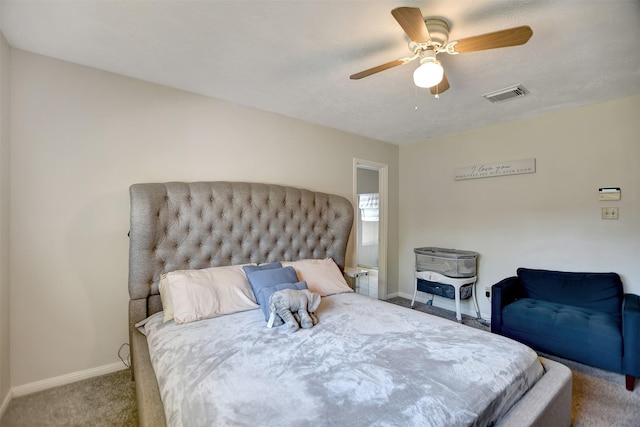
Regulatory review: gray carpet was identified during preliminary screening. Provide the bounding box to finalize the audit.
[1,298,639,426]
[0,368,137,427]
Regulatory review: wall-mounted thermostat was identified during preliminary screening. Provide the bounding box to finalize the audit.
[599,188,621,201]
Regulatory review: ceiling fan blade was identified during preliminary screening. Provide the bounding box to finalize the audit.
[350,57,414,80]
[451,26,533,53]
[430,72,450,95]
[391,7,430,43]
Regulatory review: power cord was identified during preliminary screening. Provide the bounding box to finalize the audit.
[118,343,131,369]
[476,319,491,328]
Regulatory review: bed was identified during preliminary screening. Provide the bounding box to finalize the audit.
[128,181,572,427]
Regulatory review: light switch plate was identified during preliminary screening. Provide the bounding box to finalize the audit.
[602,207,619,220]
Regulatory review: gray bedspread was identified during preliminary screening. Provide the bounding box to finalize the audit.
[140,293,543,427]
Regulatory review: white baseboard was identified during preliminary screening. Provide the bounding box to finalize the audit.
[0,388,12,420]
[12,362,127,397]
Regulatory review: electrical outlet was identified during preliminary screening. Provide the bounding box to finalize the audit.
[602,207,619,220]
[485,286,491,298]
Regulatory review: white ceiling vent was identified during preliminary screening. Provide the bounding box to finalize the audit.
[483,85,528,103]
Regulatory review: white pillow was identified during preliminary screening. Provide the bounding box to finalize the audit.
[158,273,175,323]
[282,258,354,297]
[165,265,259,324]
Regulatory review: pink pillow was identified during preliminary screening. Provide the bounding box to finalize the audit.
[282,258,354,297]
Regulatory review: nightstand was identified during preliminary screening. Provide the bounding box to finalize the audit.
[344,267,369,295]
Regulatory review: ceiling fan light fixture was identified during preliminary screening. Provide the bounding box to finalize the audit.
[413,58,443,88]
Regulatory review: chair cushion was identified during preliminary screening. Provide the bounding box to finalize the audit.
[502,298,622,372]
[517,268,623,317]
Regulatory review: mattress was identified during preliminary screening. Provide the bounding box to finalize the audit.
[140,293,543,427]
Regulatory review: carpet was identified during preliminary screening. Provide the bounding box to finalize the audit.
[0,368,137,427]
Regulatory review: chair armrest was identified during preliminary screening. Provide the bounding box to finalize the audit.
[622,293,640,377]
[491,276,523,334]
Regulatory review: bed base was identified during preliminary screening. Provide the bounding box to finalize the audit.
[497,357,572,426]
[131,328,166,426]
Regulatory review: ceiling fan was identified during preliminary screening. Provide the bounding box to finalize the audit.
[350,7,533,96]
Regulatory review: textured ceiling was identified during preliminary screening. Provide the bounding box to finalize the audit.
[1,0,639,145]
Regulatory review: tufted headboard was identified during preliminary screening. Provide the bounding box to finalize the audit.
[128,181,354,333]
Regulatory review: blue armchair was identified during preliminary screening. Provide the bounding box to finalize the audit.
[491,268,640,390]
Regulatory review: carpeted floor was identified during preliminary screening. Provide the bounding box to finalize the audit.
[0,368,137,427]
[2,297,640,426]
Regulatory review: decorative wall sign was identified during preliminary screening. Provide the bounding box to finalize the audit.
[454,158,536,181]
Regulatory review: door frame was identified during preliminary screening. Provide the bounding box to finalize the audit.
[353,158,388,299]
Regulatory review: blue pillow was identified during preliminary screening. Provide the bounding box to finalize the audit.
[255,281,308,321]
[243,262,282,297]
[243,263,299,302]
[243,262,282,275]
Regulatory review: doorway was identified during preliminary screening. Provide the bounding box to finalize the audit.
[353,158,388,299]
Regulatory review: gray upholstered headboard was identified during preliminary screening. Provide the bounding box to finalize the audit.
[128,181,354,333]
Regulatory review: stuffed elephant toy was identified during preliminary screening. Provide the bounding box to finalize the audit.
[268,289,321,331]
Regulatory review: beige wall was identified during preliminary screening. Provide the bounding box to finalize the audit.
[0,33,11,405]
[9,49,399,387]
[399,95,640,319]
